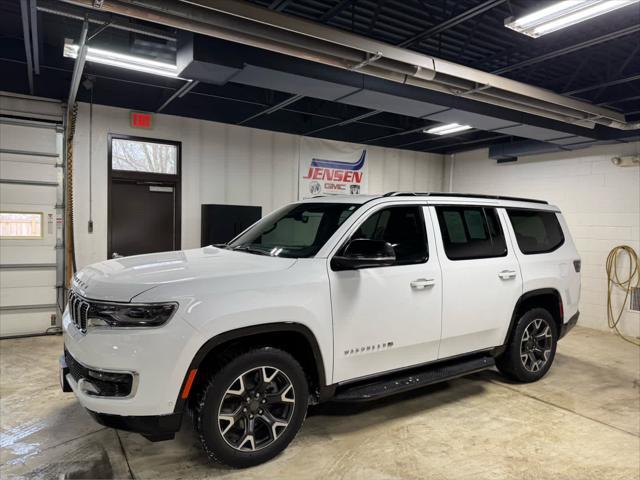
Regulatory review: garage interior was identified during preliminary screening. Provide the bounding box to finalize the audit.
[0,0,639,478]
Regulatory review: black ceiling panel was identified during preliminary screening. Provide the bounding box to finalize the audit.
[0,0,637,154]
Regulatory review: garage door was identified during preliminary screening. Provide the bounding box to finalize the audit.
[0,93,64,337]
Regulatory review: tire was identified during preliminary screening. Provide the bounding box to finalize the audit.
[194,347,309,468]
[496,308,558,383]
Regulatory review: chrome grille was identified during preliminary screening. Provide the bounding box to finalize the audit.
[68,290,90,333]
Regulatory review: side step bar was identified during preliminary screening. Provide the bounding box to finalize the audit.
[333,355,495,402]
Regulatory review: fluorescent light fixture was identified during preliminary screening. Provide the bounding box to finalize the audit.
[63,40,179,77]
[505,0,639,38]
[424,123,473,135]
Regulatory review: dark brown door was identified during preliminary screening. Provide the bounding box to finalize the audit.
[110,182,176,257]
[108,134,181,258]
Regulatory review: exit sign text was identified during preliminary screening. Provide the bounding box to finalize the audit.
[130,111,153,129]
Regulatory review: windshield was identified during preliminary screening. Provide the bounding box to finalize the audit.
[228,203,359,258]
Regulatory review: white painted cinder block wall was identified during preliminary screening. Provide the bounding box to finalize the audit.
[445,143,640,336]
[72,103,444,269]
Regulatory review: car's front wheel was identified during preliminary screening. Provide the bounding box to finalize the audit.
[194,347,308,468]
[496,308,558,383]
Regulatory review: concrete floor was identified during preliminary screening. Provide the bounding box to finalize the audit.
[1,326,638,479]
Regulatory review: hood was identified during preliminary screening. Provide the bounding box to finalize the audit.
[73,247,296,302]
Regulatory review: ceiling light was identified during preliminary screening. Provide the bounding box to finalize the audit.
[505,0,639,38]
[63,40,179,78]
[424,123,473,135]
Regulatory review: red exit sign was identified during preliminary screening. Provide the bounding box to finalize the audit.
[130,111,153,129]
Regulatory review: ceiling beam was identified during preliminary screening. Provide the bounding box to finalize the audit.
[87,19,114,42]
[363,124,431,143]
[157,80,200,112]
[492,25,640,75]
[565,74,640,96]
[269,0,293,12]
[426,134,510,153]
[305,110,382,135]
[320,0,356,23]
[238,93,304,125]
[599,94,640,107]
[367,0,383,34]
[29,0,40,74]
[19,0,34,94]
[397,0,506,48]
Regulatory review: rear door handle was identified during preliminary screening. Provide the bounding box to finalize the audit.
[498,270,517,280]
[410,278,436,289]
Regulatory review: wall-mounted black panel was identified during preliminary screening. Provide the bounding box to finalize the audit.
[201,204,262,246]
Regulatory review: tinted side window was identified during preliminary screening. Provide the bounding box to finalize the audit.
[436,206,507,260]
[350,206,428,265]
[507,209,564,254]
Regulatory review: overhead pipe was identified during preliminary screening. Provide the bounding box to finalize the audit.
[58,0,640,131]
[402,76,597,128]
[19,0,35,94]
[180,0,635,127]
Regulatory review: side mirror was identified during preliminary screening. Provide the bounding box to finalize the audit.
[331,239,396,270]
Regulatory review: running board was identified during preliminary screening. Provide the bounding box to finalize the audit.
[333,355,495,402]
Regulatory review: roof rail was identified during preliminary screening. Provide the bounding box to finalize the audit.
[382,192,548,205]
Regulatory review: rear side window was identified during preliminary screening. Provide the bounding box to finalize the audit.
[507,209,564,254]
[436,206,507,260]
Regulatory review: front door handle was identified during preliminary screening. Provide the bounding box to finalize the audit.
[410,278,436,290]
[498,270,517,280]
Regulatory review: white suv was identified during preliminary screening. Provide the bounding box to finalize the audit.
[61,192,581,468]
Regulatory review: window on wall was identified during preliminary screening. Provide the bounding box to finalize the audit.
[0,212,43,239]
[111,138,178,174]
[436,206,507,260]
[507,209,564,254]
[349,206,428,265]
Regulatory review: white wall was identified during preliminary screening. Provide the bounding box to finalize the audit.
[446,143,640,337]
[72,103,444,268]
[70,102,640,336]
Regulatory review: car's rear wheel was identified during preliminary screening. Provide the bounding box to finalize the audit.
[496,308,558,383]
[194,347,308,468]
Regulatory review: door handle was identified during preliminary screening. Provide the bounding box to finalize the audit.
[498,270,517,280]
[410,278,436,290]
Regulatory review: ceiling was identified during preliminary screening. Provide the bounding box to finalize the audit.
[0,0,638,155]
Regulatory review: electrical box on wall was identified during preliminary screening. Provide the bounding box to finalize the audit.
[611,155,639,167]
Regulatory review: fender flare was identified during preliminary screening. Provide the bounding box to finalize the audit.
[501,288,563,349]
[174,322,326,412]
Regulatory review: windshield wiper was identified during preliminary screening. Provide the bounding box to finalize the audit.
[213,243,230,249]
[232,245,271,256]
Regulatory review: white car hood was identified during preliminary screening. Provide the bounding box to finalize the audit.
[73,246,296,302]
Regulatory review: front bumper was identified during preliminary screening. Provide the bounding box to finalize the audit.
[61,350,182,441]
[559,311,579,339]
[87,410,182,442]
[62,307,204,417]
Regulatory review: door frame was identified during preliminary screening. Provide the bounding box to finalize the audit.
[107,133,182,259]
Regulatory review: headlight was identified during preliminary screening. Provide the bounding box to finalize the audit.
[87,302,177,328]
